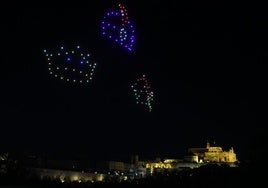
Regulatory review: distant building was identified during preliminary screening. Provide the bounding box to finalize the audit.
[145,160,172,174]
[130,156,175,175]
[96,161,127,172]
[184,155,199,163]
[188,141,238,163]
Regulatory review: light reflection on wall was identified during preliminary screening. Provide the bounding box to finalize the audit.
[145,162,172,174]
[34,168,105,183]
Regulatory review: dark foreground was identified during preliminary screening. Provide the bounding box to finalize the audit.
[0,163,263,188]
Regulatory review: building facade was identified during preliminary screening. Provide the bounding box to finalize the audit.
[188,142,238,163]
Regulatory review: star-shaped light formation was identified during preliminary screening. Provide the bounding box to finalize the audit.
[131,74,154,112]
[43,45,97,84]
[101,3,135,52]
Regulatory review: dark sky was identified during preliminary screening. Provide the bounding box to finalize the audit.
[1,1,266,161]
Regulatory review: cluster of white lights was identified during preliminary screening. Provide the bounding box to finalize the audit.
[101,3,135,52]
[43,45,97,84]
[120,28,127,42]
[131,74,154,112]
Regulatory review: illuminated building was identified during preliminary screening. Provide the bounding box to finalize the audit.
[145,161,172,174]
[132,141,238,175]
[131,156,173,175]
[187,141,238,163]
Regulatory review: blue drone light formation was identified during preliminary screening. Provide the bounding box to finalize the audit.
[101,3,135,52]
[131,74,154,112]
[43,45,97,84]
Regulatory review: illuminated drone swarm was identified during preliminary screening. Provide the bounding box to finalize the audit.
[118,3,129,26]
[101,3,135,52]
[43,45,97,84]
[131,75,154,112]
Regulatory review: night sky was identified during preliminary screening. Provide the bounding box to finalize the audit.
[1,1,266,161]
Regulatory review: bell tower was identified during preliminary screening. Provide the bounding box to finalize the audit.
[206,141,210,149]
